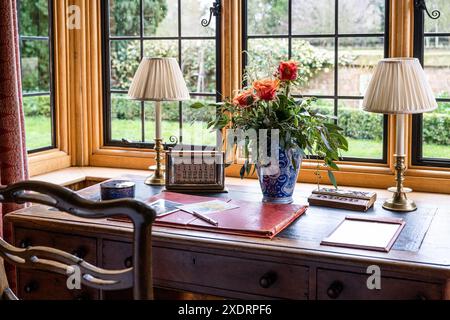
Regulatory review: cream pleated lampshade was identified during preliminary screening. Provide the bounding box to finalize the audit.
[362,58,437,114]
[128,57,190,101]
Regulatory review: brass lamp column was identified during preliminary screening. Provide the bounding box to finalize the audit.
[128,57,190,185]
[363,58,437,212]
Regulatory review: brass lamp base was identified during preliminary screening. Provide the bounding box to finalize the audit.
[382,191,417,212]
[145,172,165,186]
[383,155,417,212]
[145,138,166,186]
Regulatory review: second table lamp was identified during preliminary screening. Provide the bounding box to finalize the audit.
[363,58,437,212]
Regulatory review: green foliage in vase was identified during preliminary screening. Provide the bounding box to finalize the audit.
[191,61,349,188]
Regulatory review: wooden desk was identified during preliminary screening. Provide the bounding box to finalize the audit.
[5,176,450,300]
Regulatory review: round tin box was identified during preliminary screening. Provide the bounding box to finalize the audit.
[100,180,136,200]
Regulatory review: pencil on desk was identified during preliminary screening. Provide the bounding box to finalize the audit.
[192,210,219,226]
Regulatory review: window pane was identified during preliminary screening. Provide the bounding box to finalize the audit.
[145,101,180,143]
[246,38,289,80]
[311,98,335,117]
[110,40,141,90]
[292,0,335,35]
[181,0,215,37]
[338,37,384,96]
[23,95,52,150]
[20,39,50,93]
[111,93,143,142]
[425,0,450,33]
[144,0,177,37]
[424,36,450,99]
[291,38,335,96]
[247,0,288,35]
[19,0,48,36]
[109,0,140,36]
[338,99,384,159]
[338,0,385,34]
[422,102,450,159]
[182,40,216,94]
[106,0,220,148]
[182,98,217,146]
[143,40,178,59]
[19,0,54,152]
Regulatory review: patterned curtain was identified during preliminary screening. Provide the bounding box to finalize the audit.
[0,0,29,239]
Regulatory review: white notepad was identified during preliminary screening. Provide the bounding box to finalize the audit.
[321,216,405,252]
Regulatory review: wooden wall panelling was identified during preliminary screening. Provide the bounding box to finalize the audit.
[54,0,70,154]
[389,0,414,172]
[67,0,89,166]
[221,0,242,99]
[389,0,414,58]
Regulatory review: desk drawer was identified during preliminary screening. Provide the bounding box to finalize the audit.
[14,228,97,263]
[18,270,98,300]
[317,269,442,300]
[14,228,98,300]
[102,240,309,299]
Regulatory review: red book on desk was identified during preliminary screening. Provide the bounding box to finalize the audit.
[148,192,307,239]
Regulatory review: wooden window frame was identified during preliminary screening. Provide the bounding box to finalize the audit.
[100,0,223,150]
[26,0,450,193]
[18,0,57,154]
[411,1,450,168]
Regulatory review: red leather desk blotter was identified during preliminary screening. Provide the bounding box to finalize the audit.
[149,192,307,239]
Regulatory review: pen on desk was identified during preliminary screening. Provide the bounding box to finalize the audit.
[191,210,219,226]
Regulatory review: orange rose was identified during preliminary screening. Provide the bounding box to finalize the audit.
[233,89,256,108]
[253,79,280,101]
[277,60,299,81]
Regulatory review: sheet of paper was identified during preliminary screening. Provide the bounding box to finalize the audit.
[177,200,239,215]
[149,199,183,217]
[323,219,401,249]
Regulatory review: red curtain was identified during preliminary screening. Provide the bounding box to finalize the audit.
[0,0,29,239]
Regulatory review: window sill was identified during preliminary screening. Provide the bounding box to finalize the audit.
[89,147,156,169]
[28,149,71,177]
[88,146,450,194]
[226,162,450,194]
[31,166,151,186]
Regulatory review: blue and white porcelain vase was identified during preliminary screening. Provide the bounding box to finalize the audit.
[256,148,302,204]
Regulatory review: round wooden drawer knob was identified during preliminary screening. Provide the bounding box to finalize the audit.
[327,281,344,299]
[24,281,39,294]
[19,238,32,248]
[259,272,277,289]
[124,256,133,268]
[72,246,88,259]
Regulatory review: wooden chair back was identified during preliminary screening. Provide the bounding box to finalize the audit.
[0,180,156,300]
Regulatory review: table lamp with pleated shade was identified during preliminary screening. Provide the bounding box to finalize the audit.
[363,58,437,212]
[128,57,190,185]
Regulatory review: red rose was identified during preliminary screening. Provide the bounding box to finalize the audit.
[233,89,257,108]
[253,79,280,101]
[277,60,299,81]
